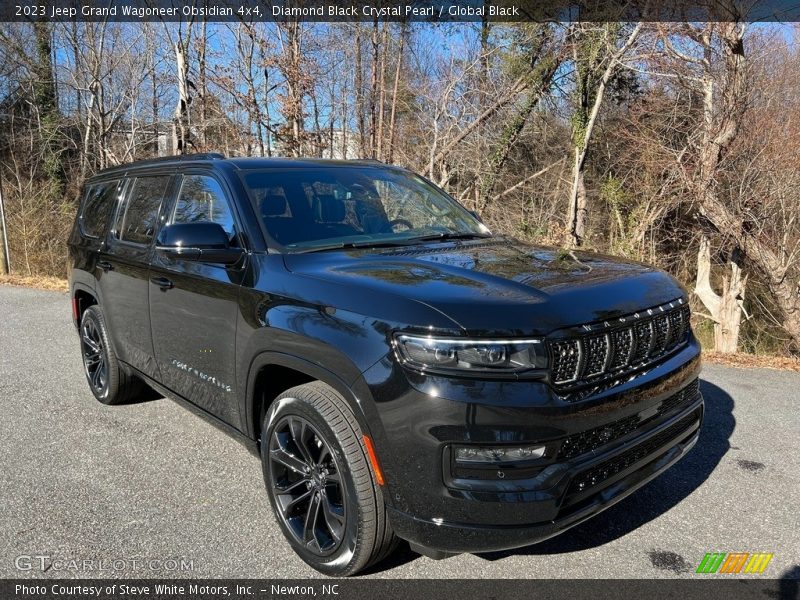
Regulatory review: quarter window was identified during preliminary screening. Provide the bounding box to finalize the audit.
[80,180,120,238]
[171,175,237,240]
[117,176,170,245]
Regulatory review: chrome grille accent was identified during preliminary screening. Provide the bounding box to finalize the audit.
[549,302,691,388]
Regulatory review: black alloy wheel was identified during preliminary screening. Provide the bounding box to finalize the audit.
[81,315,108,395]
[261,382,397,575]
[268,415,347,555]
[79,304,149,405]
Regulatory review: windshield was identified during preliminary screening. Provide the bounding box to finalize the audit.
[241,166,490,251]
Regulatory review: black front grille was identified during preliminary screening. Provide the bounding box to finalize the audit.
[550,339,581,383]
[567,407,701,496]
[549,301,691,389]
[583,334,609,377]
[558,378,701,461]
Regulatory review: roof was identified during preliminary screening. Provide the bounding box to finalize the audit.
[88,153,395,179]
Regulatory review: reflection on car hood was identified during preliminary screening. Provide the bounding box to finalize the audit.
[282,238,687,335]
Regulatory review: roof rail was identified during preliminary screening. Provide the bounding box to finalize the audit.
[94,152,226,175]
[127,152,226,167]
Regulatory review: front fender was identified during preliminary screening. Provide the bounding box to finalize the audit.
[243,350,387,441]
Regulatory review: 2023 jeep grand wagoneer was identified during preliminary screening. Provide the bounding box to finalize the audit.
[68,153,703,575]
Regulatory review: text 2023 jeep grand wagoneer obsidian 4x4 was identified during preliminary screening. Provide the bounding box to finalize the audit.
[68,153,703,575]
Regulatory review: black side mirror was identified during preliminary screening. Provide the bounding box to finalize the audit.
[156,222,243,265]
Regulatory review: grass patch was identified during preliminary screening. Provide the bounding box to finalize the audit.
[0,273,68,292]
[702,350,800,372]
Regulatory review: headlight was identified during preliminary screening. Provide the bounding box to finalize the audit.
[393,334,548,376]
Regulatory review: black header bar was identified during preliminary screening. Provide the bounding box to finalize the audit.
[1,578,794,600]
[3,0,800,23]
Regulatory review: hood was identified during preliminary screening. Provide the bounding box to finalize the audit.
[282,238,687,336]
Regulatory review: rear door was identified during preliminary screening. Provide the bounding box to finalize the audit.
[148,170,247,428]
[68,178,122,299]
[97,171,175,380]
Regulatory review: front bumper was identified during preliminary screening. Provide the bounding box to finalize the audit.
[388,396,701,554]
[360,338,703,554]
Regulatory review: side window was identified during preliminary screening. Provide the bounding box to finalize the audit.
[171,175,237,241]
[117,176,170,245]
[80,180,119,238]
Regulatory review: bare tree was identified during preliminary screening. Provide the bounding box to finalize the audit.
[564,21,642,247]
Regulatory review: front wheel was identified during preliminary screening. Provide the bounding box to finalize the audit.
[261,382,397,576]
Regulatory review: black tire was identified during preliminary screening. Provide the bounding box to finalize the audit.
[79,305,148,405]
[261,381,397,576]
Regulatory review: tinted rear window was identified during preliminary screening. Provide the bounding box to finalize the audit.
[116,176,171,245]
[80,180,119,238]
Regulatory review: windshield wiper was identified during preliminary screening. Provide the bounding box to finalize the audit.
[293,239,417,253]
[293,232,493,253]
[405,232,493,243]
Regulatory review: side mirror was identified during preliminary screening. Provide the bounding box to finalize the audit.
[156,222,243,265]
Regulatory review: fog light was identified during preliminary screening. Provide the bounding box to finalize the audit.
[453,445,546,464]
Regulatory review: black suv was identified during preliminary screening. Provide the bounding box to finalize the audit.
[68,153,703,575]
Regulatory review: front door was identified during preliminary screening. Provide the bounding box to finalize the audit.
[148,171,246,428]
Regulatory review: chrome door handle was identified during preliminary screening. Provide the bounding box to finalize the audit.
[150,276,174,290]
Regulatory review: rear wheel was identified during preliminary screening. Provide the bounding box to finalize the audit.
[261,381,397,575]
[79,305,148,405]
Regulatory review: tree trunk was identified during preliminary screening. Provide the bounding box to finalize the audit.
[198,19,208,150]
[700,191,800,348]
[172,41,189,155]
[151,40,159,156]
[288,21,303,156]
[375,23,388,160]
[568,160,588,244]
[687,20,800,347]
[369,19,379,158]
[694,236,747,353]
[355,24,365,157]
[0,177,10,274]
[386,22,406,163]
[565,22,642,247]
[32,22,65,193]
[479,57,559,211]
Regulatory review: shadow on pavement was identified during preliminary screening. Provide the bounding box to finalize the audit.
[779,565,800,600]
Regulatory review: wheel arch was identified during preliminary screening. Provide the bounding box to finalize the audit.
[244,352,382,452]
[72,283,98,326]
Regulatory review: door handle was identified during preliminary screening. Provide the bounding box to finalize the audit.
[150,276,174,290]
[97,261,113,272]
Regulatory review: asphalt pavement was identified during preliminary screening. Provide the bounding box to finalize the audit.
[1,284,798,579]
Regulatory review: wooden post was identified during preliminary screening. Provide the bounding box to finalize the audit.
[0,174,10,274]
